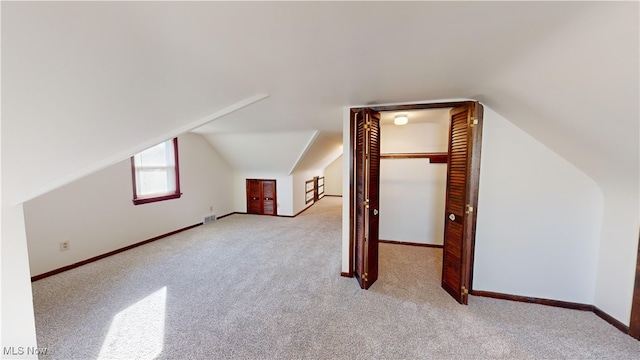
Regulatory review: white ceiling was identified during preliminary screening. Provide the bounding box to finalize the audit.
[2,2,638,204]
[201,130,318,174]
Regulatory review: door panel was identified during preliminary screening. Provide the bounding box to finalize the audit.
[442,103,483,304]
[353,108,380,289]
[246,179,277,215]
[354,110,366,286]
[262,180,277,215]
[246,179,262,214]
[367,112,380,285]
[347,102,483,297]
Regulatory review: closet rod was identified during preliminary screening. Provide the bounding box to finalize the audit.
[380,152,448,163]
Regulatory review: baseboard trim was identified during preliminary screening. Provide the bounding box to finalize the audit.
[470,290,592,311]
[294,203,316,217]
[216,212,237,219]
[471,290,630,335]
[278,206,310,218]
[593,306,630,334]
[31,223,202,282]
[235,205,311,218]
[379,239,443,249]
[341,271,353,277]
[278,199,322,218]
[240,197,336,218]
[324,194,343,197]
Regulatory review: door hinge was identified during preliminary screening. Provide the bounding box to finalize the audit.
[364,122,371,130]
[363,199,370,208]
[469,117,478,127]
[363,273,368,281]
[461,285,469,296]
[465,204,474,214]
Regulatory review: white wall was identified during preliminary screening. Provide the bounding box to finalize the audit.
[24,133,235,276]
[1,204,38,357]
[473,107,602,304]
[342,107,353,272]
[292,169,324,215]
[342,103,604,308]
[379,120,448,245]
[324,155,343,196]
[594,184,639,324]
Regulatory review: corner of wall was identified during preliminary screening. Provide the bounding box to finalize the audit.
[593,182,640,326]
[341,107,352,273]
[1,203,38,351]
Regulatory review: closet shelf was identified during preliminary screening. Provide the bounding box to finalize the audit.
[380,152,448,163]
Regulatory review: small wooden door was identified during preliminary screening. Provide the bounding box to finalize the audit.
[353,108,381,289]
[442,102,483,304]
[246,179,277,215]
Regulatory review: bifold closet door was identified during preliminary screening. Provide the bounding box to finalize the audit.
[246,179,262,214]
[353,108,381,290]
[246,179,277,215]
[261,180,276,215]
[441,102,483,305]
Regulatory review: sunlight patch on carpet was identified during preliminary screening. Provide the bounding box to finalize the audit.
[98,287,167,359]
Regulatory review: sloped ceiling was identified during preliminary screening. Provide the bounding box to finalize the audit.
[289,131,343,173]
[2,2,638,204]
[199,130,317,174]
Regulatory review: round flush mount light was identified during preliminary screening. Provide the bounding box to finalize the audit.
[394,115,408,126]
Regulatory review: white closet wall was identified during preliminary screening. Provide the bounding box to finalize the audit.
[379,112,449,245]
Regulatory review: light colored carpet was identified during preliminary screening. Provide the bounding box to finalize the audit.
[32,197,640,359]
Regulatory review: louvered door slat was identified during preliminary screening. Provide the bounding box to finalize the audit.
[355,111,366,283]
[442,104,471,303]
[366,111,380,287]
[353,108,380,290]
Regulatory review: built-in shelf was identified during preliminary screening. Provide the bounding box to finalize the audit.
[380,152,448,163]
[305,176,326,204]
[305,179,314,204]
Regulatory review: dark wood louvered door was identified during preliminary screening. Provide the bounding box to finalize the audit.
[442,103,483,304]
[353,108,381,289]
[261,180,276,215]
[246,179,277,215]
[246,179,262,214]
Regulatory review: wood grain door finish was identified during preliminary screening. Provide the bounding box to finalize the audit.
[441,103,483,304]
[246,179,277,216]
[353,108,381,289]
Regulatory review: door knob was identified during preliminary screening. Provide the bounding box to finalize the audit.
[449,213,456,221]
[373,209,379,216]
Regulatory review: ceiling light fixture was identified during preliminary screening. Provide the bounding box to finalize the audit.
[394,115,408,126]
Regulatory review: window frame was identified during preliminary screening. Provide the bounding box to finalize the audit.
[130,137,182,205]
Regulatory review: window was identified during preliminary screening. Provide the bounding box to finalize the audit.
[131,138,181,205]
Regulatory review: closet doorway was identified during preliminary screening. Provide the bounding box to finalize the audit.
[348,101,484,304]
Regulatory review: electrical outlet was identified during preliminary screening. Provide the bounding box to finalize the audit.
[60,241,70,252]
